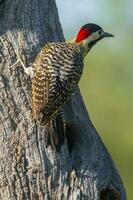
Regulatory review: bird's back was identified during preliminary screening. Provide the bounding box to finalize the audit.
[32,42,84,124]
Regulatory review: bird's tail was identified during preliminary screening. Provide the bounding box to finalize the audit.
[44,114,65,152]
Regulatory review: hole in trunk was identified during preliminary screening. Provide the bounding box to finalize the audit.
[100,188,121,200]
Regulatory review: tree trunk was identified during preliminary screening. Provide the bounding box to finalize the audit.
[0,0,126,199]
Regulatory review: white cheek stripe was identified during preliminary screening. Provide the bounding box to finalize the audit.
[91,31,99,40]
[83,30,102,45]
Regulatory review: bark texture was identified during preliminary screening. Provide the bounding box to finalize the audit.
[0,0,126,199]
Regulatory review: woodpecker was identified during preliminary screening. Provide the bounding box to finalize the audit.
[12,23,114,151]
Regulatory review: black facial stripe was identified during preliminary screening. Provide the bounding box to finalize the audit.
[88,41,96,48]
[88,37,103,48]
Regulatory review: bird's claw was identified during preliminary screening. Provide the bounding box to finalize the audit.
[10,49,34,78]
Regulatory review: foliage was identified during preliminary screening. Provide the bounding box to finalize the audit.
[80,40,133,199]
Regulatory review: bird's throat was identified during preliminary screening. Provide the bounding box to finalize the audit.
[82,46,91,58]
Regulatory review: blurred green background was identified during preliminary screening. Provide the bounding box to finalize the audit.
[56,0,133,199]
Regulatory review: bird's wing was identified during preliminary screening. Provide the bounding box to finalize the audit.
[32,70,49,121]
[40,81,64,125]
[32,68,64,125]
[32,42,76,125]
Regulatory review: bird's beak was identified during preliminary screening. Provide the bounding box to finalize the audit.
[103,32,114,38]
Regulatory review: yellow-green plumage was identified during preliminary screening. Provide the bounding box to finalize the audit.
[31,42,85,151]
[32,42,85,126]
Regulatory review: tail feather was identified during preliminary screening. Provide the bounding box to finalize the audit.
[54,115,65,151]
[44,115,65,152]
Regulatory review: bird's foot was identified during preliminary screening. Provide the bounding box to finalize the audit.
[11,49,34,78]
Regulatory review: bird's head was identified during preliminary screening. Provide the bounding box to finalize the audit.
[75,23,114,55]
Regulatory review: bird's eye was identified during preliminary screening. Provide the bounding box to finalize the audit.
[98,30,102,35]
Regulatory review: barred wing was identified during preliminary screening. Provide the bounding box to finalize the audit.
[32,69,66,125]
[32,70,49,121]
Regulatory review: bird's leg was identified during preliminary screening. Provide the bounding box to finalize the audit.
[11,49,34,78]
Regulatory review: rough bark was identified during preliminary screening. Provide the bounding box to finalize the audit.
[0,0,126,199]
